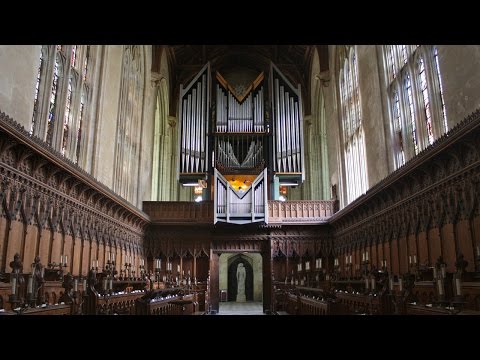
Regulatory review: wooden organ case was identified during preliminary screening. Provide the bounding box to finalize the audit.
[177,62,305,225]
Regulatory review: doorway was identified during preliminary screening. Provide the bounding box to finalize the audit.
[218,252,263,303]
[227,255,254,301]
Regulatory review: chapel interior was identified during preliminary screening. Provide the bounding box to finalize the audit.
[0,44,480,315]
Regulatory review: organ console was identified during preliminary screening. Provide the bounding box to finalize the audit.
[178,62,305,224]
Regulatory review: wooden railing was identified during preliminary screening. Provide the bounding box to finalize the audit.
[144,200,338,225]
[267,200,337,224]
[143,201,214,224]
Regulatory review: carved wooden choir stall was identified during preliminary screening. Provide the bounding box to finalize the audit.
[1,54,480,315]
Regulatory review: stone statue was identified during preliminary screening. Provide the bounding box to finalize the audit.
[10,253,25,300]
[33,256,45,304]
[236,263,246,302]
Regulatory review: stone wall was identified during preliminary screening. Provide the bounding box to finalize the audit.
[0,45,40,130]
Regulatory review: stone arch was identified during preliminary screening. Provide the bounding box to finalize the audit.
[151,76,171,201]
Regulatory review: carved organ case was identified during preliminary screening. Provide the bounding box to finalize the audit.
[178,62,305,225]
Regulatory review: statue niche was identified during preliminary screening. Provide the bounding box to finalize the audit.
[227,256,253,302]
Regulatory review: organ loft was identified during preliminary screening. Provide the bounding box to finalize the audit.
[1,45,480,315]
[178,62,305,225]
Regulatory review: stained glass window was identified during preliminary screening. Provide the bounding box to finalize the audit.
[434,47,448,132]
[30,45,95,165]
[71,45,78,68]
[418,57,434,145]
[62,76,73,155]
[31,48,43,135]
[384,45,448,168]
[340,46,368,204]
[76,87,86,163]
[46,54,60,146]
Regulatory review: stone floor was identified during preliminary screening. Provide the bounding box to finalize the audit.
[218,301,265,315]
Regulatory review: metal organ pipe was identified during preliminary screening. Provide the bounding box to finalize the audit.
[274,79,281,172]
[284,90,291,172]
[216,86,221,132]
[181,98,187,172]
[280,85,286,172]
[253,93,257,132]
[196,81,202,171]
[228,93,232,132]
[259,88,264,132]
[179,63,210,179]
[200,75,206,171]
[192,88,198,172]
[186,93,192,172]
[290,96,297,172]
[255,90,259,132]
[195,85,199,172]
[222,90,227,132]
[294,100,301,171]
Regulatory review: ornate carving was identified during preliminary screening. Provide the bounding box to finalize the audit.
[0,110,147,269]
[330,108,480,271]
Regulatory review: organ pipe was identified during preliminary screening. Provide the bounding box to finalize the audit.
[178,63,210,179]
[270,62,304,178]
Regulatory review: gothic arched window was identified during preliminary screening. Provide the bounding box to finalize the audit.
[31,45,94,166]
[113,45,145,205]
[384,45,447,169]
[339,46,368,204]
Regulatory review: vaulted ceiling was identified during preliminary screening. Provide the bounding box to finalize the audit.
[153,45,329,116]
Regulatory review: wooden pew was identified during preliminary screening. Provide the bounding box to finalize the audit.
[298,295,330,315]
[43,281,64,306]
[286,293,299,315]
[281,286,343,315]
[21,304,72,315]
[0,281,11,310]
[335,292,387,315]
[89,291,144,315]
[462,282,480,311]
[0,304,72,315]
[136,288,195,315]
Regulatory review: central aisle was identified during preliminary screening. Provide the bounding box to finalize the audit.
[218,302,265,315]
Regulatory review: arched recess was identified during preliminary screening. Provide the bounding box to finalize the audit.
[151,78,170,200]
[307,48,330,200]
[336,45,368,207]
[227,254,254,302]
[113,45,146,206]
[151,48,186,201]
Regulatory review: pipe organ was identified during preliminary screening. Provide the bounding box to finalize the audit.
[178,63,210,185]
[178,62,305,224]
[270,63,305,184]
[214,168,268,224]
[215,72,265,133]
